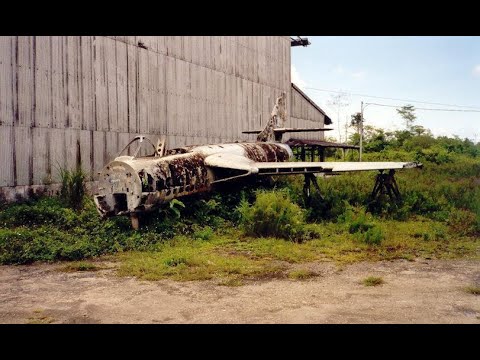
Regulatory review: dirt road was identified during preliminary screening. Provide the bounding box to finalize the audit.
[0,259,478,324]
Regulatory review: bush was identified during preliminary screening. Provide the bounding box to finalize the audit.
[414,146,452,165]
[359,226,384,245]
[193,226,214,241]
[340,205,384,245]
[447,208,479,236]
[237,190,308,242]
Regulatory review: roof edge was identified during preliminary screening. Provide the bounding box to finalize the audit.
[291,83,333,125]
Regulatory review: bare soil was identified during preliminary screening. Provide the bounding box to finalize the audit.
[1,258,479,324]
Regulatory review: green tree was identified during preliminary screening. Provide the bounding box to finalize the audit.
[396,104,416,129]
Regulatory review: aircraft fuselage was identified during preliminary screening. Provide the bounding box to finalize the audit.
[94,142,293,218]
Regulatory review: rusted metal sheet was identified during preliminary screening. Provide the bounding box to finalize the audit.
[34,36,52,129]
[17,36,34,128]
[49,128,66,181]
[66,36,82,130]
[0,61,14,127]
[105,37,118,132]
[14,126,32,186]
[32,127,48,185]
[0,126,14,186]
[115,39,129,133]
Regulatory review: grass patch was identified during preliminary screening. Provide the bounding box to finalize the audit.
[219,276,244,287]
[465,286,480,295]
[116,220,479,283]
[288,269,317,280]
[27,309,55,324]
[117,236,286,282]
[363,276,384,287]
[59,261,101,272]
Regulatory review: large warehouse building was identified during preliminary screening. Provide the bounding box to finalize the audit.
[0,36,332,200]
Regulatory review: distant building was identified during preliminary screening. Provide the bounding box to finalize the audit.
[0,36,331,200]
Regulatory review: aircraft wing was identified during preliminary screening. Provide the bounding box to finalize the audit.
[253,161,421,175]
[205,153,422,180]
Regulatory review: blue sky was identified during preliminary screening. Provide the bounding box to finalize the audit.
[291,36,480,143]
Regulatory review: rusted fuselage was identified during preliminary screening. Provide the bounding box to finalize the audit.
[94,142,292,218]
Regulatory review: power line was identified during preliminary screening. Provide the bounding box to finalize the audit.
[365,102,480,113]
[304,86,480,110]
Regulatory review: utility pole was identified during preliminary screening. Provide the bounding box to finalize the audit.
[359,101,364,161]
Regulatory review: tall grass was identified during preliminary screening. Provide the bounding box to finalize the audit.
[59,167,86,210]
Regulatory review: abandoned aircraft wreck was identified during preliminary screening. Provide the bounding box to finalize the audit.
[94,93,421,229]
[0,36,332,201]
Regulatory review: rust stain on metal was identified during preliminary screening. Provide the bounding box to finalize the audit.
[240,143,289,163]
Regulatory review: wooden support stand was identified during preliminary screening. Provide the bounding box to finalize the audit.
[370,169,401,201]
[303,173,323,205]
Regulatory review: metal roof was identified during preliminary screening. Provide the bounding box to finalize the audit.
[285,138,360,149]
[291,83,333,125]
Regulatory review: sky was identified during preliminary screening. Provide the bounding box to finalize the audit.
[290,36,480,143]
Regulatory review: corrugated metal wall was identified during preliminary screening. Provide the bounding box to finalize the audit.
[290,85,326,140]
[0,36,325,191]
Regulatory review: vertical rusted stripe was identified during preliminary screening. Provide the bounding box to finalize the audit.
[50,36,53,129]
[11,125,17,186]
[76,137,81,170]
[28,129,33,185]
[65,37,70,128]
[92,36,97,131]
[126,43,130,131]
[79,37,84,130]
[115,39,119,133]
[32,36,36,127]
[90,129,94,180]
[103,131,107,164]
[46,129,51,177]
[164,53,167,135]
[104,39,110,131]
[14,36,19,124]
[135,45,140,133]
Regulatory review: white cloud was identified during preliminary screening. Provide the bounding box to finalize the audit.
[291,65,307,90]
[473,64,480,77]
[351,71,366,79]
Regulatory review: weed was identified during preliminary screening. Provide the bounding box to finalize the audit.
[219,276,244,287]
[59,261,100,272]
[164,257,188,267]
[193,226,214,241]
[59,167,86,210]
[363,276,384,286]
[465,286,480,295]
[26,309,55,324]
[288,269,317,280]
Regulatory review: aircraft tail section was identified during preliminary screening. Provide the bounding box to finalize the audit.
[257,92,287,142]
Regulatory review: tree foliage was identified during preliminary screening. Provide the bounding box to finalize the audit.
[396,104,417,129]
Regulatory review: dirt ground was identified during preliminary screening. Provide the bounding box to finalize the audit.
[0,258,479,324]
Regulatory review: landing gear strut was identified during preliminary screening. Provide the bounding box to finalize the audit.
[370,169,401,201]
